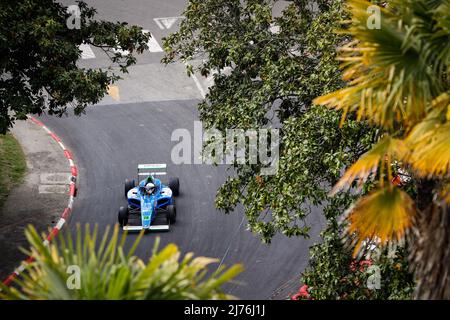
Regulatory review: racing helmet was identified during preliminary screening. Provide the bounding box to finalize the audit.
[145,182,155,194]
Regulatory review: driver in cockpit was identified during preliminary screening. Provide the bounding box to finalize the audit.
[144,182,156,195]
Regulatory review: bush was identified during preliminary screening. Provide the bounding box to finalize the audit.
[295,223,415,300]
[0,224,243,300]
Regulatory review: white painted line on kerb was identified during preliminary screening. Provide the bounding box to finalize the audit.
[143,30,163,52]
[55,218,66,230]
[79,43,95,59]
[58,142,66,150]
[16,265,26,274]
[2,116,79,288]
[42,126,52,134]
[68,196,74,209]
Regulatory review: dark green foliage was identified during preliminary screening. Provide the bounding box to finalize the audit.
[164,0,415,298]
[0,0,150,133]
[163,0,374,242]
[300,222,415,300]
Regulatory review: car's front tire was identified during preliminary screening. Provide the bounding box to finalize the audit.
[166,205,176,224]
[118,206,129,226]
[124,179,135,198]
[168,177,179,196]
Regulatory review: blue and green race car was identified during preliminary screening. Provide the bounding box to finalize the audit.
[118,164,180,232]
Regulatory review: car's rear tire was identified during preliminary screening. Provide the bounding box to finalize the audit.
[166,205,176,224]
[168,177,179,196]
[124,179,135,198]
[118,206,129,226]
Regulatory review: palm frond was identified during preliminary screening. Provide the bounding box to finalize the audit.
[408,122,450,177]
[344,186,416,256]
[330,135,409,195]
[314,0,450,130]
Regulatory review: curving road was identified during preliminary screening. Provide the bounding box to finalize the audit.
[39,0,325,299]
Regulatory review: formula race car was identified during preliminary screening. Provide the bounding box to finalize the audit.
[118,164,180,232]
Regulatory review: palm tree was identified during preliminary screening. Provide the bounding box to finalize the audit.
[314,0,450,299]
[0,224,243,299]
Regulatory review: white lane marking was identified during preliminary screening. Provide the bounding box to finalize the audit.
[217,215,246,270]
[143,30,163,52]
[79,43,95,59]
[38,173,70,194]
[38,185,68,194]
[185,63,206,99]
[204,70,217,90]
[153,16,184,30]
[39,173,71,185]
[201,66,232,94]
[192,74,206,99]
[154,19,164,30]
[112,47,129,56]
[83,32,163,58]
[191,73,206,98]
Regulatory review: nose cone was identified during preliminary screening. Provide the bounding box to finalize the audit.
[143,220,151,228]
[140,196,154,229]
[142,213,151,228]
[141,205,152,228]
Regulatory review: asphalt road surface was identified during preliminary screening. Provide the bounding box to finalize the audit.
[39,0,325,299]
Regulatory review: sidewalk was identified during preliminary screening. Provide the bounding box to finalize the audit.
[0,119,70,280]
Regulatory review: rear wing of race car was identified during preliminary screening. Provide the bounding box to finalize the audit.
[123,225,169,232]
[137,163,167,177]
